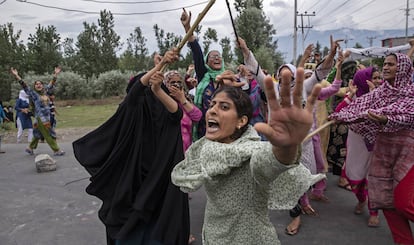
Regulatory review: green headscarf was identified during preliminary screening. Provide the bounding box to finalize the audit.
[194,50,225,108]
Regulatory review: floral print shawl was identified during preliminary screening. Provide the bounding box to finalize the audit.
[171,126,325,210]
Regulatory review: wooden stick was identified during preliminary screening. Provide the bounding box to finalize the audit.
[302,120,336,143]
[161,0,216,72]
[225,0,240,46]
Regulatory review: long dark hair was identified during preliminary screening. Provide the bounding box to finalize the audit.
[212,85,253,138]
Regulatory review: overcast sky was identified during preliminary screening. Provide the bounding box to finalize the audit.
[1,0,413,58]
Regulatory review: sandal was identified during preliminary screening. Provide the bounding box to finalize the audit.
[53,150,65,156]
[285,217,301,236]
[302,205,318,216]
[354,201,366,215]
[337,177,352,191]
[25,148,34,155]
[309,193,330,203]
[368,215,380,227]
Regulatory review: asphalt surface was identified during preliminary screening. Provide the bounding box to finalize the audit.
[0,141,398,245]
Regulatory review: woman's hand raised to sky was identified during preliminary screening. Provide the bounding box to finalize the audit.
[254,69,321,164]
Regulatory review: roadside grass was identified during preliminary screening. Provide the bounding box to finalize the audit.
[54,96,123,128]
[2,97,123,132]
[56,103,119,128]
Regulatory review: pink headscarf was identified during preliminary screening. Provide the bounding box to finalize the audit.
[353,67,374,97]
[330,53,414,145]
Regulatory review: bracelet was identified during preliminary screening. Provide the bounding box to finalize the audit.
[181,100,188,106]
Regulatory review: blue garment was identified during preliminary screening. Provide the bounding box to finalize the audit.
[19,81,54,125]
[0,105,6,124]
[15,98,33,130]
[188,40,224,140]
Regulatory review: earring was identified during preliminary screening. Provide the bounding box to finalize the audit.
[237,125,241,130]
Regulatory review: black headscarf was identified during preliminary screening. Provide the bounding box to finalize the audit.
[73,73,189,244]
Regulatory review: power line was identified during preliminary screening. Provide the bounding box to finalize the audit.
[81,0,176,4]
[312,0,352,24]
[303,0,322,13]
[312,0,331,16]
[15,0,209,15]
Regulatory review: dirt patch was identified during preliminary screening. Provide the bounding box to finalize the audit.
[1,127,95,144]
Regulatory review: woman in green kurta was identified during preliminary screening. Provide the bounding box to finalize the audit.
[172,69,326,244]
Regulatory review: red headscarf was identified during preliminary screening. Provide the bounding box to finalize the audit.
[330,53,414,145]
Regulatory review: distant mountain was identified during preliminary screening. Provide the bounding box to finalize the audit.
[275,27,414,62]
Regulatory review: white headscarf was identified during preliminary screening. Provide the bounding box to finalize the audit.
[275,64,306,106]
[19,90,29,103]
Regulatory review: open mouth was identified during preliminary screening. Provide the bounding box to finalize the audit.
[206,119,220,133]
[207,119,219,128]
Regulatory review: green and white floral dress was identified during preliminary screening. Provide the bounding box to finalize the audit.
[172,126,325,245]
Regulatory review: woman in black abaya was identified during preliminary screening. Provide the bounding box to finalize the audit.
[73,50,189,245]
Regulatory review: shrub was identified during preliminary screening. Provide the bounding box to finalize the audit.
[92,70,131,98]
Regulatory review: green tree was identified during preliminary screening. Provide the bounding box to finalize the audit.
[75,10,120,80]
[26,24,62,74]
[202,28,218,54]
[76,22,100,80]
[153,24,181,55]
[61,37,77,71]
[97,10,121,73]
[234,0,283,70]
[353,42,363,48]
[234,0,262,12]
[0,23,27,100]
[220,37,233,65]
[119,26,149,72]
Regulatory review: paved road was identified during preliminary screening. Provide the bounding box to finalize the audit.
[0,142,396,245]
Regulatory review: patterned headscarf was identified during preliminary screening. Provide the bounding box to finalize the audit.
[353,67,374,97]
[330,53,414,145]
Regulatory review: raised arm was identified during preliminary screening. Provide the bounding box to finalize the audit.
[254,69,321,165]
[237,37,266,88]
[181,8,207,82]
[142,49,180,113]
[318,50,344,100]
[298,44,314,68]
[47,66,61,92]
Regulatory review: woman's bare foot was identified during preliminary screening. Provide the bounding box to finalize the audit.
[285,216,301,235]
[368,215,380,227]
[188,234,196,244]
[354,201,366,215]
[337,177,352,191]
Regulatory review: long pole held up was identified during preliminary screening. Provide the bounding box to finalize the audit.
[225,0,240,46]
[161,0,216,71]
[302,120,335,143]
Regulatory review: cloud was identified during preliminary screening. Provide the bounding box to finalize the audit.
[269,0,290,8]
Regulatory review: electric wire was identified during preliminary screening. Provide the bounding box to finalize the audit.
[16,0,209,15]
[81,0,175,4]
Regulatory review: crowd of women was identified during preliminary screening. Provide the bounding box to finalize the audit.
[71,8,414,245]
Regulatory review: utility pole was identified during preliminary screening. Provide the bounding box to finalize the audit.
[293,0,297,65]
[367,36,377,47]
[401,0,412,42]
[343,35,354,48]
[297,11,316,56]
